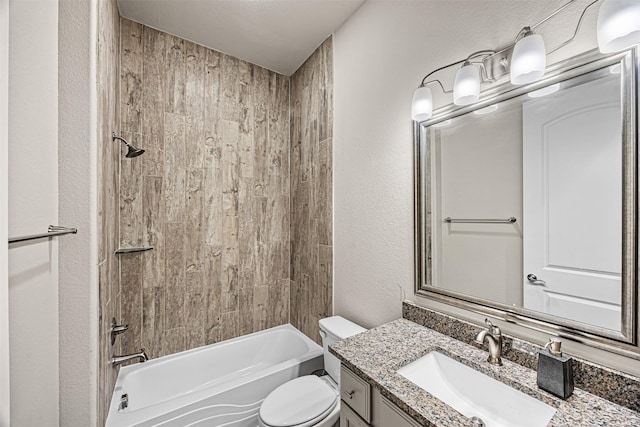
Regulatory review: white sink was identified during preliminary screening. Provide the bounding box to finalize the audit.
[397,351,556,427]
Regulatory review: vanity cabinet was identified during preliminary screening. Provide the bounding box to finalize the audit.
[340,365,421,427]
[376,395,422,427]
[340,364,371,422]
[341,404,369,427]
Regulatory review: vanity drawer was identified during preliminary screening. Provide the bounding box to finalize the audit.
[340,365,371,422]
[340,402,369,427]
[377,395,421,427]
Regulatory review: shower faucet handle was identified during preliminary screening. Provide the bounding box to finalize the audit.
[110,318,129,345]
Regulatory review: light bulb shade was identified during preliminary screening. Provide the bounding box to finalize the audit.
[597,0,640,53]
[453,64,481,106]
[411,86,433,122]
[510,33,546,85]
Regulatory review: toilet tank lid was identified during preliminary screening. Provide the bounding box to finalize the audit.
[319,316,366,339]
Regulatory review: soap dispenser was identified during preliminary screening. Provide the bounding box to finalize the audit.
[537,338,574,399]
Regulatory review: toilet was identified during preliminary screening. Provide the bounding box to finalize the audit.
[258,316,366,427]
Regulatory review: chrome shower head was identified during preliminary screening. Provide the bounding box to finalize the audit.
[112,132,145,158]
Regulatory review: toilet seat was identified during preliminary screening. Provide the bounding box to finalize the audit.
[259,375,339,427]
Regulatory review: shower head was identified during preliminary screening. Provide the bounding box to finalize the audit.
[112,132,145,158]
[125,145,145,158]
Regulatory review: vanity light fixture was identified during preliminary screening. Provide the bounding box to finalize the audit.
[597,0,640,53]
[453,63,481,106]
[510,28,547,85]
[411,86,434,121]
[411,0,640,122]
[414,51,494,120]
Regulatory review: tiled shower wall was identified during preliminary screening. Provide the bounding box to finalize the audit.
[97,0,120,424]
[118,19,291,358]
[290,39,334,343]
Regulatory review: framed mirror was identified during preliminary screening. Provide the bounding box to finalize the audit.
[414,46,639,358]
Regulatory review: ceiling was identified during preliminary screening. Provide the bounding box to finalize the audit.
[117,0,366,76]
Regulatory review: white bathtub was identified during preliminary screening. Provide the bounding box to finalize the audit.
[105,324,323,427]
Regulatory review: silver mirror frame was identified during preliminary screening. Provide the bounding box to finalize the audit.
[414,47,640,359]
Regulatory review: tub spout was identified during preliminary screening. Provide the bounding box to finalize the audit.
[112,348,148,367]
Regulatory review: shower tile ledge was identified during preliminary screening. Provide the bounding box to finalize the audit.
[330,319,640,427]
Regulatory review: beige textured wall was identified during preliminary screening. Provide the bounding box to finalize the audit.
[290,37,334,344]
[0,1,8,423]
[8,0,59,424]
[97,0,120,424]
[118,19,291,359]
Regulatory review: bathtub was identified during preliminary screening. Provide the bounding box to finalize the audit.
[105,324,323,427]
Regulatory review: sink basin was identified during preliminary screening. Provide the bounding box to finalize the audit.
[397,351,556,427]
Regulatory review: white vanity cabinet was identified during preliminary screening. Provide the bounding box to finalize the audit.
[340,365,422,427]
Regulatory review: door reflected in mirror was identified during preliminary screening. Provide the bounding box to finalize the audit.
[522,70,621,332]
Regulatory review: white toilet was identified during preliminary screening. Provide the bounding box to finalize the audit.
[258,316,366,427]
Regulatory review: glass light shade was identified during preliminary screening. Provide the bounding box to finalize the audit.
[453,64,480,106]
[597,0,640,53]
[411,86,433,122]
[510,33,546,85]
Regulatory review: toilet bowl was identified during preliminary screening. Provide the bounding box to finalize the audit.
[258,316,366,427]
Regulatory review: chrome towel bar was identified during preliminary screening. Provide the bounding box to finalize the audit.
[9,225,77,244]
[444,217,517,224]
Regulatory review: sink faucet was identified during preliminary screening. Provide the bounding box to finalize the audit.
[112,348,148,367]
[475,319,502,366]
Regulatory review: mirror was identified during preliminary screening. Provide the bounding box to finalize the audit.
[414,47,639,358]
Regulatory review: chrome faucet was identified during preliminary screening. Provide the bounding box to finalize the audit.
[112,348,148,367]
[475,319,503,366]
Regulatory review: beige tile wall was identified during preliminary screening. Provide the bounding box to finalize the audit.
[290,38,334,343]
[97,0,120,424]
[118,19,291,359]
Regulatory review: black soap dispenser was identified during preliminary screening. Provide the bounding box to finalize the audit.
[537,338,574,399]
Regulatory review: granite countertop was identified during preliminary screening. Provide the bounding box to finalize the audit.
[330,319,640,427]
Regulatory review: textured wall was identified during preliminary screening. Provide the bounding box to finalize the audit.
[0,1,8,423]
[96,0,120,424]
[118,19,291,359]
[8,1,59,424]
[332,0,586,331]
[290,37,333,343]
[58,0,103,424]
[333,0,640,377]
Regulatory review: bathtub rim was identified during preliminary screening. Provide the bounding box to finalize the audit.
[106,323,322,427]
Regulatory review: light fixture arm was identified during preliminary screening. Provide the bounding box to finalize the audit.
[547,0,601,55]
[465,50,497,62]
[418,50,496,94]
[514,26,534,44]
[530,0,580,31]
[422,79,453,94]
[419,59,466,87]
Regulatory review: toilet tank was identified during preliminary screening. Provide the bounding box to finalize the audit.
[318,316,366,384]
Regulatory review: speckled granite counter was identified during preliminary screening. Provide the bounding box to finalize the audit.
[330,319,640,427]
